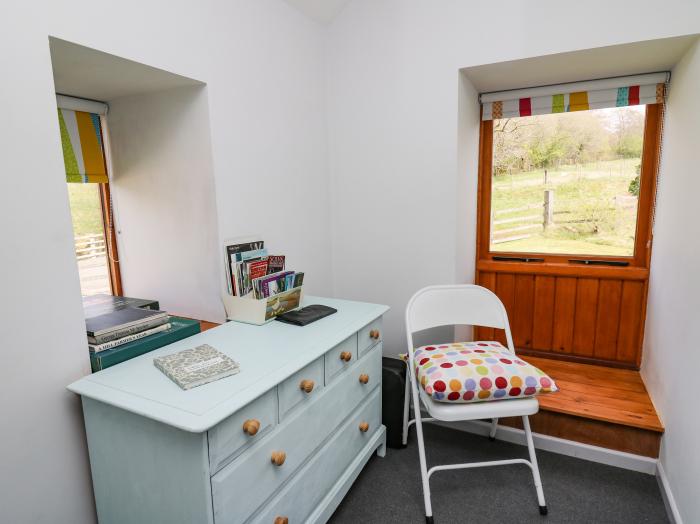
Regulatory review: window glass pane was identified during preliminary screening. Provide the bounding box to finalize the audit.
[67,184,111,295]
[490,106,645,256]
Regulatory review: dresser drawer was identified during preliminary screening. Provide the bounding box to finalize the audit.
[211,349,381,524]
[324,333,357,384]
[249,388,382,524]
[278,357,324,421]
[208,388,278,474]
[358,317,382,357]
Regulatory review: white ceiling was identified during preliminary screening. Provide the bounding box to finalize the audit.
[462,35,699,94]
[50,37,202,102]
[283,0,351,24]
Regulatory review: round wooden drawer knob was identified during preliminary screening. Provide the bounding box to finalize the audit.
[359,374,369,385]
[271,450,286,466]
[274,517,289,524]
[359,421,370,433]
[242,419,261,436]
[299,379,315,393]
[369,329,380,340]
[340,351,352,362]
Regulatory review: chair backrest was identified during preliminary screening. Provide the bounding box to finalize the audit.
[405,284,515,356]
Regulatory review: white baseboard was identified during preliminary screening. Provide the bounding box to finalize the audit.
[429,418,658,475]
[656,461,683,524]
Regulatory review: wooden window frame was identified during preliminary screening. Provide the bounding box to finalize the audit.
[98,181,123,296]
[476,103,663,278]
[96,114,123,297]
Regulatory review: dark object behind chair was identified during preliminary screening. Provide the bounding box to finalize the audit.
[382,357,407,449]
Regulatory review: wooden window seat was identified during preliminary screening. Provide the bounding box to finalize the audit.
[499,356,663,458]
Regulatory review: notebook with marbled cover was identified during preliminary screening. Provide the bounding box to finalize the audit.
[153,344,240,390]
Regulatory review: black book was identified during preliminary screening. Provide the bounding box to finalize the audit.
[82,294,159,319]
[85,307,168,337]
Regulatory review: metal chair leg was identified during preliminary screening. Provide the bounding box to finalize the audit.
[412,379,433,521]
[523,415,547,515]
[489,417,499,441]
[402,360,411,446]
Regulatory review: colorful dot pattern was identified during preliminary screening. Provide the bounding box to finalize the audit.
[410,341,557,403]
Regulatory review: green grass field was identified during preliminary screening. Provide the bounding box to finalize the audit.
[491,158,640,256]
[67,184,104,237]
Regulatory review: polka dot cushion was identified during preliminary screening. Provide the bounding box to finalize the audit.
[410,341,557,403]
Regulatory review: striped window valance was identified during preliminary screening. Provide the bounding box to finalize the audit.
[57,107,108,183]
[481,72,669,121]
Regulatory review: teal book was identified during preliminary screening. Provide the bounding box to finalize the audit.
[90,317,201,372]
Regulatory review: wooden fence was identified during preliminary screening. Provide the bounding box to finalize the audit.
[75,233,106,260]
[491,190,554,245]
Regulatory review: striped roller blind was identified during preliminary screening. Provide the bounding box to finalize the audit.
[57,107,108,183]
[481,72,669,121]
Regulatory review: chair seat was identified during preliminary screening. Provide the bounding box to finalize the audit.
[411,341,557,404]
[419,387,539,421]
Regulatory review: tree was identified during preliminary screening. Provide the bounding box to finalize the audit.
[611,108,644,158]
[492,118,531,176]
[628,163,642,196]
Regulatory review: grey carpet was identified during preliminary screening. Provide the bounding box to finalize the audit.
[330,423,668,523]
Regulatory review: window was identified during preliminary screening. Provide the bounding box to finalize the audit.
[68,183,111,295]
[490,106,646,257]
[58,101,122,296]
[474,73,666,368]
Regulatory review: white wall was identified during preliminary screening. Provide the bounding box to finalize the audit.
[326,3,700,521]
[0,1,329,522]
[325,0,700,357]
[2,0,700,522]
[107,86,223,323]
[642,38,700,524]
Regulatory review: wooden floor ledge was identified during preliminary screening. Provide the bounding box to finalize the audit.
[501,355,664,458]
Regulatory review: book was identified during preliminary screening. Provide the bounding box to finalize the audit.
[240,258,268,296]
[254,271,293,298]
[82,294,159,318]
[90,317,200,372]
[224,240,264,294]
[88,315,170,344]
[154,344,240,390]
[86,307,168,338]
[285,272,295,290]
[247,259,269,282]
[293,272,304,288]
[89,322,172,353]
[229,248,268,295]
[267,255,286,274]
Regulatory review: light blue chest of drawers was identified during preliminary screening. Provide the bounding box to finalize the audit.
[68,296,388,524]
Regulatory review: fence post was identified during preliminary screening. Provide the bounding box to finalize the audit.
[544,190,554,229]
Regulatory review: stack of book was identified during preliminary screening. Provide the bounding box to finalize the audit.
[83,294,201,372]
[82,294,161,317]
[86,307,172,353]
[225,240,304,300]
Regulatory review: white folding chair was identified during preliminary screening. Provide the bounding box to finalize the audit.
[402,285,547,523]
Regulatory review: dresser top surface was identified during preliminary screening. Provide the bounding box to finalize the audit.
[68,296,388,432]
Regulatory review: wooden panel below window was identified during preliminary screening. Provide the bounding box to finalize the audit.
[617,281,646,367]
[572,278,599,357]
[551,277,576,354]
[513,275,535,349]
[531,276,555,349]
[476,270,647,368]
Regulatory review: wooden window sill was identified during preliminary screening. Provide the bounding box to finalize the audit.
[477,259,649,280]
